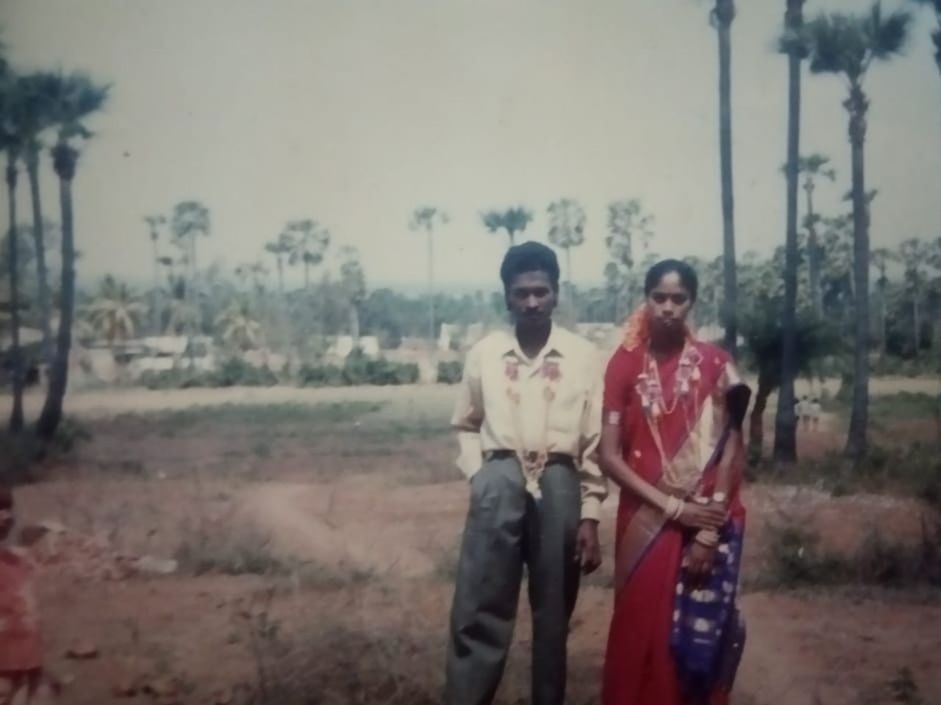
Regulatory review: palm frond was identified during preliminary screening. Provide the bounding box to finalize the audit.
[867,3,913,60]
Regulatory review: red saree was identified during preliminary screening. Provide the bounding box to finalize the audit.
[601,339,746,705]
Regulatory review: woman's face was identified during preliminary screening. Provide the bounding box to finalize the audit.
[646,271,693,334]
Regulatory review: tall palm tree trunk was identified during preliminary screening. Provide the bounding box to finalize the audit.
[37,144,78,440]
[843,83,870,462]
[427,230,435,341]
[150,237,161,335]
[6,159,25,433]
[913,293,921,355]
[805,182,822,316]
[878,278,888,358]
[774,0,804,464]
[716,1,738,356]
[26,148,53,370]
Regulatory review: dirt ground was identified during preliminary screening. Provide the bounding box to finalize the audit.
[6,382,941,705]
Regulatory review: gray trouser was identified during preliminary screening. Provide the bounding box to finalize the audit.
[445,457,582,705]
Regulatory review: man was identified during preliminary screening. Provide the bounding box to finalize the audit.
[445,242,607,705]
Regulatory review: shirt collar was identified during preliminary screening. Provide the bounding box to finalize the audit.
[503,323,565,364]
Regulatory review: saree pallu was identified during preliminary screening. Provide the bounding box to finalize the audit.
[601,342,748,705]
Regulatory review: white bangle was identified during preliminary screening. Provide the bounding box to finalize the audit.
[663,495,683,521]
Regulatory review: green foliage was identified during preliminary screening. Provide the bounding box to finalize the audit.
[298,351,419,388]
[436,361,463,384]
[139,357,278,389]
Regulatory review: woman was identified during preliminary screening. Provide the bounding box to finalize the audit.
[600,259,750,705]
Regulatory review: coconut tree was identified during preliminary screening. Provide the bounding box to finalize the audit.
[265,229,294,296]
[871,247,896,356]
[409,206,449,341]
[791,155,837,315]
[16,72,57,369]
[806,2,912,460]
[908,0,941,75]
[287,219,330,291]
[215,299,262,352]
[339,246,367,345]
[697,0,739,354]
[547,198,587,294]
[170,201,210,332]
[36,71,110,440]
[773,0,808,464]
[898,238,932,355]
[1,72,26,432]
[606,199,654,314]
[85,275,146,350]
[481,206,533,248]
[143,214,166,335]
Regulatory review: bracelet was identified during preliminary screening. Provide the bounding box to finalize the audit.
[694,529,720,548]
[712,492,727,504]
[663,495,683,521]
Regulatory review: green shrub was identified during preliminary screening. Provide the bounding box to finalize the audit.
[298,351,419,388]
[437,361,463,384]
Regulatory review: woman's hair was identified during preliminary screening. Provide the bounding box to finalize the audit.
[644,258,698,302]
[500,241,560,291]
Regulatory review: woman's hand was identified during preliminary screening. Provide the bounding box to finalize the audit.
[676,501,726,530]
[685,541,716,586]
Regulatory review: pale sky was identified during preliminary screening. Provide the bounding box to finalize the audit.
[3,0,940,292]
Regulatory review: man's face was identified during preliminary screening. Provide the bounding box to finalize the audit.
[646,271,693,334]
[506,270,557,330]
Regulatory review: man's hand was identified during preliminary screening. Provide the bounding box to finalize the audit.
[685,541,716,587]
[575,519,602,575]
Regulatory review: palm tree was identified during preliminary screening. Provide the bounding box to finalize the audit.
[170,200,210,333]
[793,154,837,315]
[481,207,533,248]
[908,1,941,75]
[409,206,449,341]
[699,0,739,355]
[898,238,932,355]
[1,72,25,432]
[870,247,896,356]
[339,246,366,345]
[265,229,294,295]
[85,275,146,350]
[215,299,262,351]
[36,71,110,440]
[17,72,57,370]
[287,219,330,290]
[547,198,587,294]
[143,214,166,335]
[606,199,654,313]
[773,0,807,464]
[806,2,912,460]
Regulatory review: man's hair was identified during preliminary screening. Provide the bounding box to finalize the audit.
[500,241,560,291]
[0,485,12,511]
[643,258,699,302]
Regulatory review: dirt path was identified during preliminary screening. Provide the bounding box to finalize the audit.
[238,481,436,578]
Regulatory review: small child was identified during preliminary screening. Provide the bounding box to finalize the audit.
[808,397,822,432]
[0,486,52,705]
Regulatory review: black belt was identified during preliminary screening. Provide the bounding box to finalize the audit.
[483,449,575,466]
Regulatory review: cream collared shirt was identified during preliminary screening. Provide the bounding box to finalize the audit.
[450,324,608,521]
